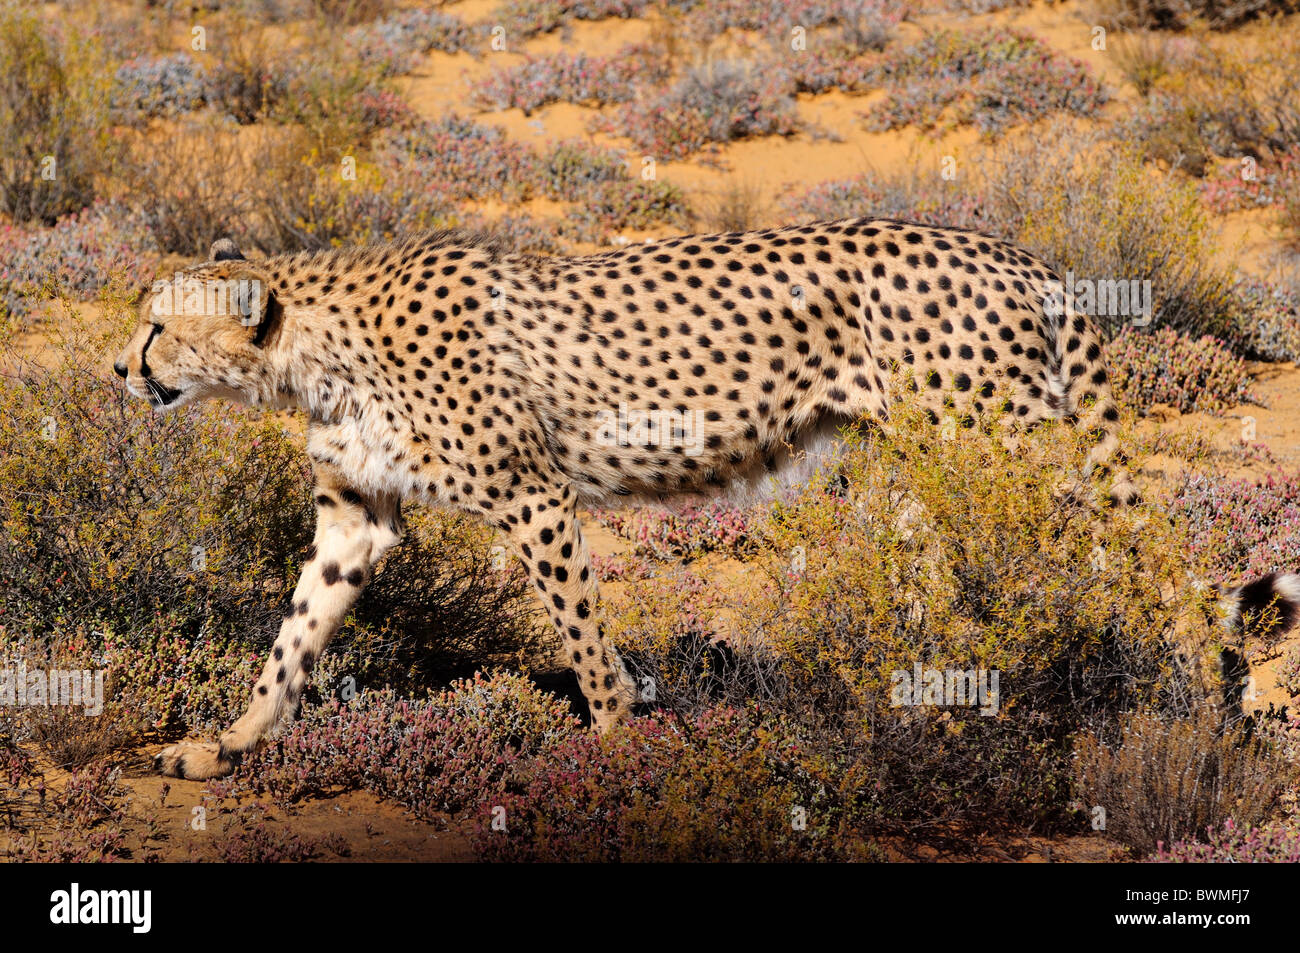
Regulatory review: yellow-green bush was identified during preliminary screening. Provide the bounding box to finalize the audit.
[1121,32,1300,165]
[981,122,1235,340]
[0,306,311,638]
[605,393,1229,836]
[0,7,120,224]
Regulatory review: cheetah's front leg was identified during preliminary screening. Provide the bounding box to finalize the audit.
[155,463,403,780]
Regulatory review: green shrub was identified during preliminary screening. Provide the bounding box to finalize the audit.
[603,394,1224,840]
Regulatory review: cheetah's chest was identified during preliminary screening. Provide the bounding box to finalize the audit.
[305,415,438,503]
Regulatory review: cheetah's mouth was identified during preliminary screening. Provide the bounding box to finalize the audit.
[144,378,185,408]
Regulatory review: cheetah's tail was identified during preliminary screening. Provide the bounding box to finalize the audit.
[1215,572,1300,642]
[1052,289,1140,507]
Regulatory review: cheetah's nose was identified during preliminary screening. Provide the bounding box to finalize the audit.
[114,361,128,379]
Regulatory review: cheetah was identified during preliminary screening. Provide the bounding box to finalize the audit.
[113,218,1300,780]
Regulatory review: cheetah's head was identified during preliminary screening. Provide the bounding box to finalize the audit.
[114,239,284,411]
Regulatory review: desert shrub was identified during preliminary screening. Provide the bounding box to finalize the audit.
[1072,709,1287,856]
[310,0,397,25]
[346,7,472,76]
[99,620,269,739]
[110,30,304,127]
[534,139,690,239]
[942,0,1031,10]
[455,212,570,255]
[1120,92,1215,176]
[256,146,459,252]
[112,53,211,119]
[0,622,176,765]
[1199,149,1299,213]
[471,48,658,114]
[561,178,690,242]
[205,15,293,124]
[787,52,876,93]
[472,707,877,861]
[0,315,313,640]
[631,2,903,100]
[592,501,755,559]
[209,671,581,815]
[4,758,130,862]
[1169,472,1300,581]
[493,0,684,37]
[1280,154,1300,248]
[1105,327,1254,415]
[0,524,544,751]
[342,509,549,686]
[118,111,262,256]
[598,59,798,159]
[862,28,1107,137]
[831,0,907,52]
[1280,645,1300,698]
[777,0,911,89]
[600,396,1224,840]
[604,570,791,716]
[1154,817,1300,861]
[0,202,158,323]
[1087,0,1297,30]
[981,122,1236,340]
[1121,34,1300,166]
[696,179,769,232]
[684,0,847,35]
[0,307,548,756]
[1229,278,1300,361]
[0,7,120,224]
[780,170,992,232]
[1111,31,1198,97]
[205,804,350,861]
[125,90,412,255]
[76,0,173,59]
[267,46,396,160]
[262,125,681,251]
[375,115,545,204]
[538,140,630,195]
[591,551,657,582]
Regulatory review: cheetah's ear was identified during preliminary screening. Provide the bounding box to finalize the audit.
[209,238,244,262]
[225,261,283,348]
